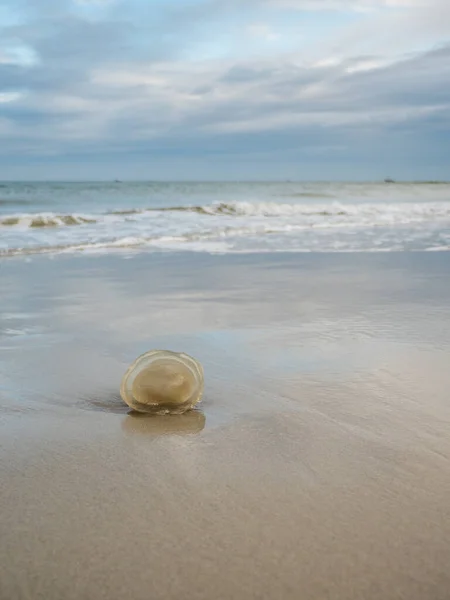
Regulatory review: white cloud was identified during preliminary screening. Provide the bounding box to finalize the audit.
[0,92,23,103]
[345,58,389,73]
[73,0,116,4]
[247,23,280,41]
[207,103,449,134]
[312,57,342,68]
[299,0,450,62]
[267,0,424,9]
[0,45,39,66]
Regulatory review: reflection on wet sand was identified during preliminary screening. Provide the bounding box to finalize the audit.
[82,392,129,414]
[122,409,206,436]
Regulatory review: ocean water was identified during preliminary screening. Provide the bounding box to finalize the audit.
[1,181,450,257]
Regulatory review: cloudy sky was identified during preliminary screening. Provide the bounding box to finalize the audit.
[1,0,449,180]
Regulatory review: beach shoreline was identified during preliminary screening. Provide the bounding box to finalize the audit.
[1,251,450,600]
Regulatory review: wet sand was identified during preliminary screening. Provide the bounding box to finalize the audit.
[1,252,450,600]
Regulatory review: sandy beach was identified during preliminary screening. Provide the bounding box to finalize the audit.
[1,251,450,600]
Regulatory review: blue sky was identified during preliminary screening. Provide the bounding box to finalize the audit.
[0,0,449,180]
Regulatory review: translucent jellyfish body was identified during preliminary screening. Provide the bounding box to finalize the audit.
[120,350,204,414]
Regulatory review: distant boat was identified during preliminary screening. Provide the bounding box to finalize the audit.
[114,179,122,183]
[384,177,395,183]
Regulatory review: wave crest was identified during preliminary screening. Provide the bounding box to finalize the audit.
[0,214,97,228]
[2,200,450,232]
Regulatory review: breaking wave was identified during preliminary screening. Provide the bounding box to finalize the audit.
[2,193,450,257]
[0,214,97,228]
[2,200,450,229]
